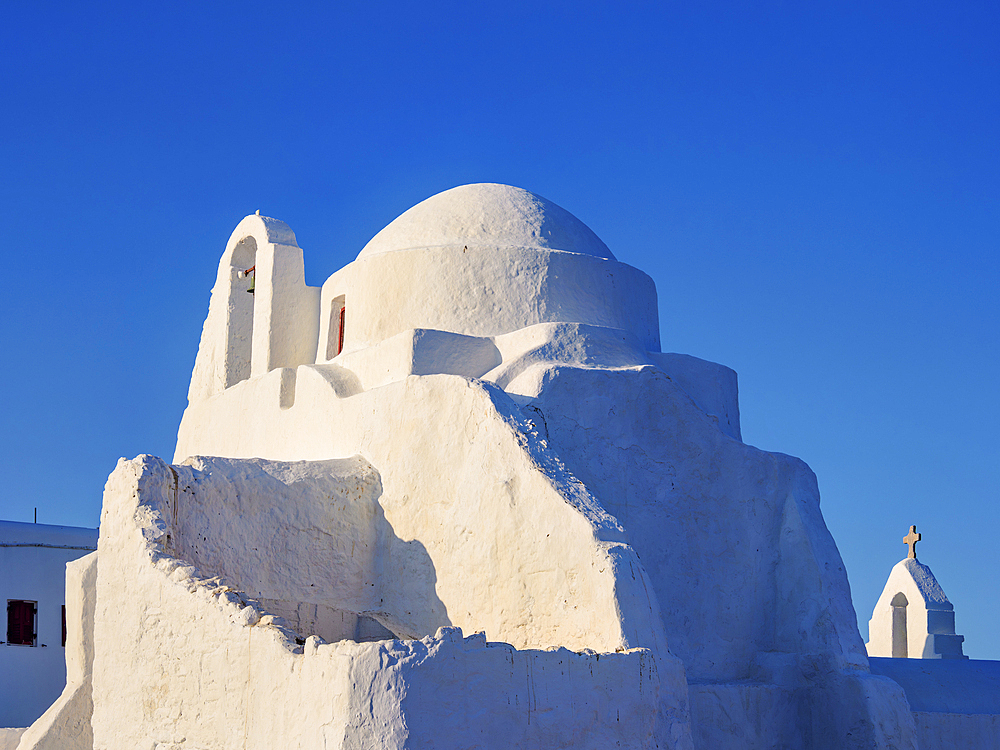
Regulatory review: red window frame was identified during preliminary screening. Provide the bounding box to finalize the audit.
[337,306,346,356]
[7,599,37,646]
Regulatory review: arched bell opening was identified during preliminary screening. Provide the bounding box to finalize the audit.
[890,592,908,658]
[225,236,257,387]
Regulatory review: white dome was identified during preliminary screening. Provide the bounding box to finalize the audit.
[357,183,615,261]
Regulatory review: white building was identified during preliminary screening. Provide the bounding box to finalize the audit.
[0,521,97,728]
[867,526,967,660]
[10,184,1000,749]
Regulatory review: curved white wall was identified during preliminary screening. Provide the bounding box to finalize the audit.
[317,245,660,359]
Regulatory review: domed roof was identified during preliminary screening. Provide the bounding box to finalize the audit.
[357,183,615,261]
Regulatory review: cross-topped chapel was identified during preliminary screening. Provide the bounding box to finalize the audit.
[11,184,1000,750]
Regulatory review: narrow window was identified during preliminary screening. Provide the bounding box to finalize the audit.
[891,592,908,658]
[62,605,67,647]
[326,295,346,360]
[338,305,346,356]
[7,600,37,646]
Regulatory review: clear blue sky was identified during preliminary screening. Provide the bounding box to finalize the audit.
[2,2,997,656]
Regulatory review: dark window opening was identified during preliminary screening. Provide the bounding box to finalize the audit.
[225,236,257,388]
[891,592,908,658]
[62,605,67,647]
[7,600,37,646]
[337,305,346,356]
[326,295,346,360]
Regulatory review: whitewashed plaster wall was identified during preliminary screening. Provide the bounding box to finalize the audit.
[176,374,665,652]
[175,371,692,745]
[320,322,742,442]
[647,352,741,442]
[0,522,97,729]
[333,328,501,393]
[518,364,848,678]
[867,558,966,659]
[491,361,920,748]
[173,357,918,747]
[167,455,393,641]
[88,454,667,750]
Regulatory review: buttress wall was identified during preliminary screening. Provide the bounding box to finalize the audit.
[88,454,669,749]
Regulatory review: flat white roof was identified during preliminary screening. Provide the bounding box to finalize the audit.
[0,519,98,550]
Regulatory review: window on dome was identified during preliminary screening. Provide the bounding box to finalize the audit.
[327,295,346,359]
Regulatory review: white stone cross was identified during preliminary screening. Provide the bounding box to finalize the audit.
[903,525,921,559]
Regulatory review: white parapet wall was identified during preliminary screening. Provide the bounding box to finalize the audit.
[85,453,671,749]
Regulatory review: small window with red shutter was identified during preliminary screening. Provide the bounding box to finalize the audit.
[7,600,37,646]
[326,294,347,360]
[338,305,346,356]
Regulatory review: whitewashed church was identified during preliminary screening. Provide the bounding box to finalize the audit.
[6,184,999,749]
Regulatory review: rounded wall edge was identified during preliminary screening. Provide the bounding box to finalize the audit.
[224,214,298,254]
[317,245,660,355]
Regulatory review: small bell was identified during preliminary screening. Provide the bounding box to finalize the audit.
[243,265,256,295]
